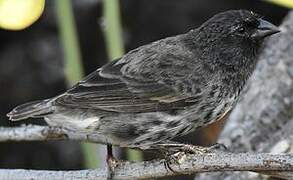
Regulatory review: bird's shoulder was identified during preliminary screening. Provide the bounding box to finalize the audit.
[101,33,206,89]
[117,34,197,75]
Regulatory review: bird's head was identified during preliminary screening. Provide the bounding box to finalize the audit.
[196,10,280,46]
[188,10,280,71]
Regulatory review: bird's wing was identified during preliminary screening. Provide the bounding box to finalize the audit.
[55,35,203,113]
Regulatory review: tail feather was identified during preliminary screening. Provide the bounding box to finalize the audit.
[7,99,54,121]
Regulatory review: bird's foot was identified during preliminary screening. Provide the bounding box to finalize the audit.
[163,151,187,173]
[106,156,120,180]
[148,142,228,173]
[106,144,123,180]
[156,143,212,173]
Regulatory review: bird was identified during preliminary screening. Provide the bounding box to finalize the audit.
[7,9,279,174]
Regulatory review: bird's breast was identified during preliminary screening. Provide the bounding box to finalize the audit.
[182,90,239,130]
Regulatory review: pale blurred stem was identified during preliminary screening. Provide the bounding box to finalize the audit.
[55,0,83,84]
[55,0,99,168]
[103,0,142,161]
[103,0,124,59]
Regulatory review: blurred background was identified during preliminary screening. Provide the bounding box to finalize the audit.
[0,0,291,179]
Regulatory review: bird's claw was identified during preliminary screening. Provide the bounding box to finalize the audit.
[209,143,229,151]
[150,142,228,173]
[162,144,212,173]
[107,156,120,180]
[164,151,187,173]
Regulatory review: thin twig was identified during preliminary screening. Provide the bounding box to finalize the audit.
[0,125,109,144]
[0,152,292,179]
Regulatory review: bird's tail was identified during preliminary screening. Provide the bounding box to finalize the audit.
[7,99,54,121]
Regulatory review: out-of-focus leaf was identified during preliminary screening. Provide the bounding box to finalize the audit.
[264,0,293,8]
[0,0,45,30]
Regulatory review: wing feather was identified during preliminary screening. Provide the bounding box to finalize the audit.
[55,35,203,113]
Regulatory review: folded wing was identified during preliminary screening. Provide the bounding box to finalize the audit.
[55,36,201,113]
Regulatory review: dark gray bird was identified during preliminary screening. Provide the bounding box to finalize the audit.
[8,9,279,166]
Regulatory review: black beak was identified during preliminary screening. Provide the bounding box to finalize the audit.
[251,19,280,40]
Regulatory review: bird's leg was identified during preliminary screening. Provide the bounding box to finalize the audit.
[154,141,212,154]
[106,145,119,180]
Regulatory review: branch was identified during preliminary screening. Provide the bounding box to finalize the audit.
[0,125,109,144]
[0,152,292,180]
[0,125,293,179]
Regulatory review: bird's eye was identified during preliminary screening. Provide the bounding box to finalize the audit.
[237,27,245,33]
